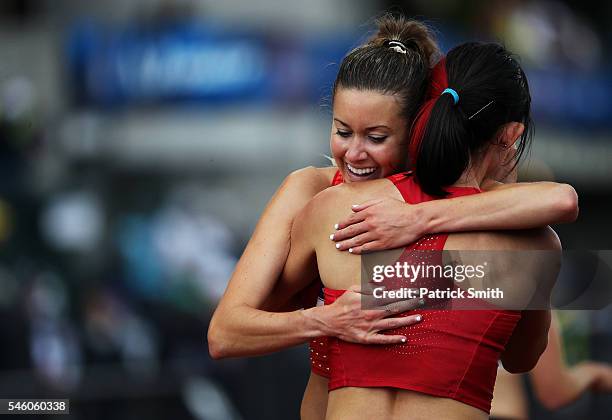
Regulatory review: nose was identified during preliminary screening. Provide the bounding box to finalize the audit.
[345,137,368,162]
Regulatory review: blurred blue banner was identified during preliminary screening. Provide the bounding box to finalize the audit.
[67,21,353,106]
[67,21,612,128]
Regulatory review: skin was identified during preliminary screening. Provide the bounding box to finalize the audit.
[331,140,576,254]
[207,88,578,410]
[330,88,410,183]
[282,121,561,420]
[490,313,612,419]
[331,180,577,254]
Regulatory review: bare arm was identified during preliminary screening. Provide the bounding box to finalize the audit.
[500,227,562,373]
[208,168,417,359]
[332,181,578,254]
[426,181,578,232]
[502,310,552,374]
[529,314,612,409]
[207,167,333,359]
[279,188,423,345]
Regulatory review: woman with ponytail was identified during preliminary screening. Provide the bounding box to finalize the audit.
[413,43,533,198]
[209,15,576,417]
[281,41,562,419]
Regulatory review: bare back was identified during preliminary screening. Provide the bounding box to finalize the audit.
[286,177,559,420]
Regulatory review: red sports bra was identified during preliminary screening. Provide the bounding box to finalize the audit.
[309,171,521,414]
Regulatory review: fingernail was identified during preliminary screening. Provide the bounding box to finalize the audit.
[330,234,334,240]
[335,243,341,249]
[348,248,353,253]
[419,298,425,306]
[401,337,406,343]
[334,223,339,230]
[415,315,422,322]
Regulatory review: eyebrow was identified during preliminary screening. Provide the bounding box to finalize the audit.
[333,118,391,130]
[333,118,349,126]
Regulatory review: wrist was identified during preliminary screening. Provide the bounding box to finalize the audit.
[585,363,607,390]
[301,306,333,338]
[573,362,601,390]
[417,201,440,235]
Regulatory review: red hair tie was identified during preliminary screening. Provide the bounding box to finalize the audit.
[408,58,449,166]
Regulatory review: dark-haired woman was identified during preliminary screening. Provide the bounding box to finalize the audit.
[207,15,576,415]
[281,42,562,419]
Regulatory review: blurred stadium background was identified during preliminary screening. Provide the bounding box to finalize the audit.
[0,0,611,419]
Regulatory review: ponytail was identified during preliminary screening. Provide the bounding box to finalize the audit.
[411,43,532,197]
[416,91,471,197]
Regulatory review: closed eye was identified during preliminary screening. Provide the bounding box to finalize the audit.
[336,130,352,138]
[368,135,387,143]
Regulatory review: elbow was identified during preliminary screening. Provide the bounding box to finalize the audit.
[503,336,549,374]
[555,184,579,223]
[502,360,534,375]
[529,335,550,369]
[207,320,230,360]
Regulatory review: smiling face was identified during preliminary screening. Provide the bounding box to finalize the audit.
[330,88,410,183]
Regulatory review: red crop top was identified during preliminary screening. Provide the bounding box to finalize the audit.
[309,172,521,414]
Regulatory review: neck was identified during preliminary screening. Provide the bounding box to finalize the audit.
[451,153,492,189]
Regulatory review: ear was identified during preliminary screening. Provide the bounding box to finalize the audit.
[499,122,525,148]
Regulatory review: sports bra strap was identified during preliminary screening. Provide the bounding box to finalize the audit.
[332,170,344,186]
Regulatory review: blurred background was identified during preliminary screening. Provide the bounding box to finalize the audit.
[0,0,611,419]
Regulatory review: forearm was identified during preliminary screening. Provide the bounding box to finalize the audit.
[529,314,602,409]
[565,363,602,398]
[421,182,578,234]
[207,168,330,359]
[533,362,601,409]
[208,304,326,359]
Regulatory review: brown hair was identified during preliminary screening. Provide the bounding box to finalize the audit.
[332,14,440,124]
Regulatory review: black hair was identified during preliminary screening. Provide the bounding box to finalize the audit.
[332,14,440,125]
[415,42,533,197]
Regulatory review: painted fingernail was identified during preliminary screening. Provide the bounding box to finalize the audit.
[335,243,341,249]
[419,298,425,306]
[330,234,334,240]
[401,337,407,343]
[415,315,422,322]
[348,248,353,253]
[334,223,339,230]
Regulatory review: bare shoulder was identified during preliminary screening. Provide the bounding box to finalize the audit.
[254,166,336,232]
[315,177,392,200]
[297,177,365,229]
[279,166,336,201]
[300,178,397,229]
[447,228,562,307]
[447,227,562,251]
[286,166,336,186]
[315,166,340,183]
[299,181,349,220]
[485,227,561,251]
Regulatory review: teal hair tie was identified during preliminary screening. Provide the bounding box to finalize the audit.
[441,88,459,105]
